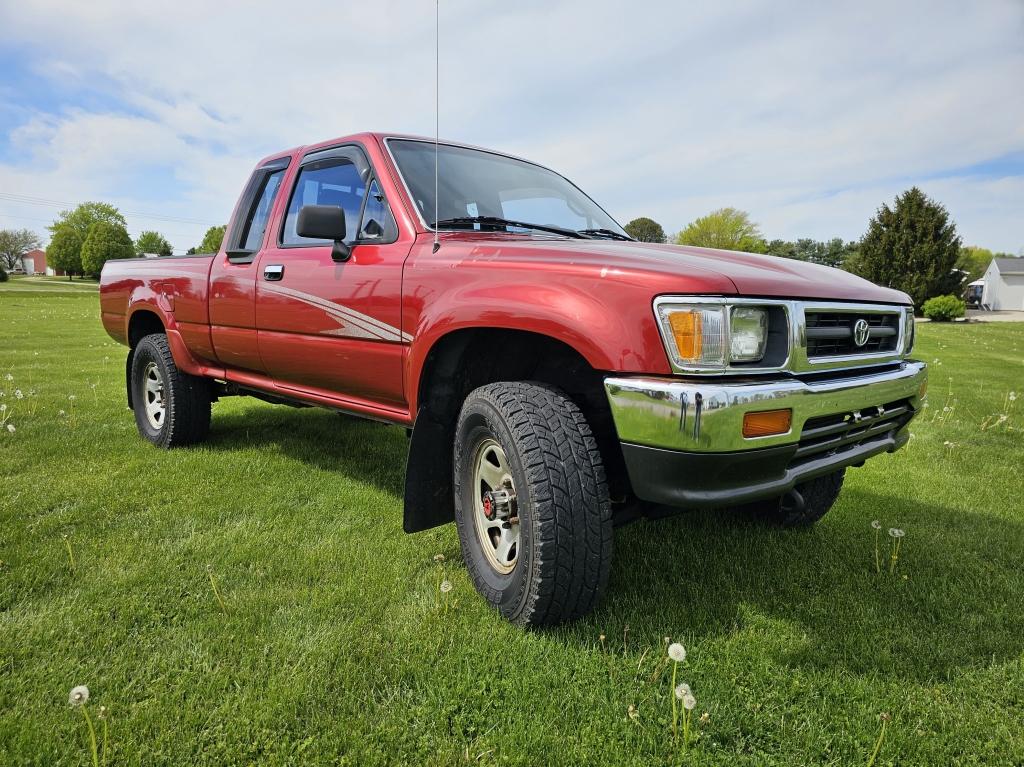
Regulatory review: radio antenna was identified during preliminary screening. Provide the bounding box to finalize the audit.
[432,0,441,254]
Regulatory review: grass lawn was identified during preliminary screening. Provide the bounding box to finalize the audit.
[2,285,1023,766]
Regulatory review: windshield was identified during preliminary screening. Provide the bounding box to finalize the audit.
[388,139,627,236]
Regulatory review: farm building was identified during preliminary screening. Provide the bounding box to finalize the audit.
[980,258,1024,310]
[21,249,47,275]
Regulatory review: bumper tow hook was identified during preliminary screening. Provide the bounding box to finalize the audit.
[780,487,806,516]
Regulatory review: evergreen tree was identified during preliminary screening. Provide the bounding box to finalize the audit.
[854,188,962,306]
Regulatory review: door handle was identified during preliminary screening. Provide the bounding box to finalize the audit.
[263,264,284,281]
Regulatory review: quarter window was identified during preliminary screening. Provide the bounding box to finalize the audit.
[238,169,285,252]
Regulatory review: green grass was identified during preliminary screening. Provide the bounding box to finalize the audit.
[2,287,1023,766]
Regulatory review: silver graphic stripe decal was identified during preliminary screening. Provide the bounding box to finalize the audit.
[262,284,413,343]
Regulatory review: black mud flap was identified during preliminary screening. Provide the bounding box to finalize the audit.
[403,407,456,533]
[125,348,135,409]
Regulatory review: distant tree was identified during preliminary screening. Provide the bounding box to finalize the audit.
[80,221,136,276]
[198,225,227,254]
[0,228,41,271]
[48,228,85,279]
[852,187,962,307]
[766,237,858,269]
[957,245,995,284]
[47,202,126,280]
[675,208,766,252]
[135,230,174,257]
[624,217,667,243]
[185,247,197,255]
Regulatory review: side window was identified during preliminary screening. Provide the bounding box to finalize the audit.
[237,169,285,252]
[358,179,398,241]
[282,160,366,246]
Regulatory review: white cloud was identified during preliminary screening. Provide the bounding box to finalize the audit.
[0,0,1021,252]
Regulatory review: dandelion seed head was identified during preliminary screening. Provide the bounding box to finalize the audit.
[1009,392,1017,402]
[98,706,108,720]
[674,682,691,700]
[0,403,5,412]
[880,712,891,722]
[682,693,697,711]
[433,553,445,562]
[4,374,12,381]
[699,712,710,725]
[68,394,76,401]
[871,520,881,530]
[599,634,606,642]
[668,642,686,662]
[68,685,89,707]
[14,389,23,399]
[5,424,14,433]
[440,580,453,594]
[888,528,905,538]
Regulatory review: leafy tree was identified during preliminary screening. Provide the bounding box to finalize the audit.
[48,228,85,279]
[957,245,997,284]
[765,237,859,269]
[0,228,42,271]
[624,217,667,243]
[853,187,962,307]
[675,208,766,252]
[80,221,136,276]
[185,247,197,255]
[198,225,227,254]
[47,202,126,280]
[135,230,174,257]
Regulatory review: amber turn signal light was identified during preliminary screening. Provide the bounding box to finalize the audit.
[742,409,793,438]
[667,310,702,360]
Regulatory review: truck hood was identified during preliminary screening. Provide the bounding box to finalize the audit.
[439,234,911,305]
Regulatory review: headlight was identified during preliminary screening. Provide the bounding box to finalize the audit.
[655,301,768,370]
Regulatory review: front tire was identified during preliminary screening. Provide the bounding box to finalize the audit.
[453,382,613,627]
[753,469,846,527]
[131,333,210,448]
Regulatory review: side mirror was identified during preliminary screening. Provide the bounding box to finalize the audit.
[297,205,351,262]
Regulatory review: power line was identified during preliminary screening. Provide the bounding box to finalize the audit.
[0,191,219,226]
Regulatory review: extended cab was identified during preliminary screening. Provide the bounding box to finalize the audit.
[100,133,927,626]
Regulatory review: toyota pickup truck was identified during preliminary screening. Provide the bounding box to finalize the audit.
[100,132,927,626]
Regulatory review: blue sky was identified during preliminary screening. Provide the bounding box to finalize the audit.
[1,0,1022,254]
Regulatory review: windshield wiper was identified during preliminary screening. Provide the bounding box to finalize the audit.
[430,216,587,239]
[577,228,633,241]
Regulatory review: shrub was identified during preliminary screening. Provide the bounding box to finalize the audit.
[922,294,966,322]
[0,266,8,282]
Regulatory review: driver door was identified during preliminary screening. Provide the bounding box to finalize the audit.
[255,144,407,409]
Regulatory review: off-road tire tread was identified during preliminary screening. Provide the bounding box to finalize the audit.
[133,333,210,448]
[457,382,612,627]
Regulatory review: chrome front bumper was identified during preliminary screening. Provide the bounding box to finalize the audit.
[605,361,928,453]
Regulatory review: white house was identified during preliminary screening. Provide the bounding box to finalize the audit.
[980,258,1024,310]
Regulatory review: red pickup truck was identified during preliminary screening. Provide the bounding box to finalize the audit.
[100,132,927,626]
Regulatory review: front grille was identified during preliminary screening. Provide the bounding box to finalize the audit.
[790,398,914,470]
[804,311,900,358]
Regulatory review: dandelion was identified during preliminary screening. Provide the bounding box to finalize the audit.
[433,553,445,562]
[59,410,66,416]
[699,712,710,725]
[5,424,14,434]
[97,706,110,767]
[62,534,76,570]
[866,712,891,767]
[4,373,12,381]
[674,682,690,700]
[68,685,99,767]
[69,685,90,707]
[206,565,228,615]
[14,389,22,399]
[888,528,906,575]
[667,642,687,742]
[1011,392,1018,402]
[440,579,452,593]
[627,704,640,723]
[871,520,882,573]
[675,685,697,748]
[0,403,5,412]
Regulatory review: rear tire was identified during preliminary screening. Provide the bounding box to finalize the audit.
[131,333,211,448]
[752,469,846,527]
[453,382,613,627]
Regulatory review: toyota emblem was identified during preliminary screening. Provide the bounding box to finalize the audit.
[853,318,871,347]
